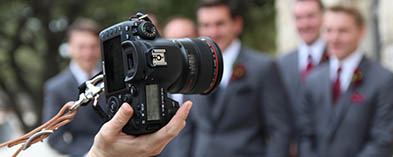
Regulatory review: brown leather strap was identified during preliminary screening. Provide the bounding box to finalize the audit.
[0,102,79,157]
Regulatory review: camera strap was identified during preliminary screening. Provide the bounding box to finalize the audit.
[0,74,105,157]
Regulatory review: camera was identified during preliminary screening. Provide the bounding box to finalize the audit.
[98,13,223,135]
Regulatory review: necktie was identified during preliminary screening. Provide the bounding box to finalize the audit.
[301,54,314,82]
[332,66,342,104]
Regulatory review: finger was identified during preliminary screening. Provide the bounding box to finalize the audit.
[173,101,192,122]
[133,101,192,156]
[156,101,192,140]
[103,103,134,136]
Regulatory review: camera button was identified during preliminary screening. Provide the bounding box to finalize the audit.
[130,86,137,96]
[125,25,130,31]
[123,94,132,103]
[125,34,130,40]
[136,104,142,110]
[142,120,146,125]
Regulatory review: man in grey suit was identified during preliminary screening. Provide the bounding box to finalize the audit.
[171,0,291,156]
[43,18,105,156]
[278,0,328,133]
[277,0,328,155]
[299,5,393,157]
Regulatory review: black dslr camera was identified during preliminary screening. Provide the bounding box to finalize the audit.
[98,13,223,135]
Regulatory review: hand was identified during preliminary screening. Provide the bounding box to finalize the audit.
[87,101,192,157]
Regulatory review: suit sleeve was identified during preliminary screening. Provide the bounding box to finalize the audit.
[43,82,62,122]
[357,75,393,157]
[42,81,70,154]
[261,61,291,157]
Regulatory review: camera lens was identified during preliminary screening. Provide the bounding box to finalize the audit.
[167,37,223,94]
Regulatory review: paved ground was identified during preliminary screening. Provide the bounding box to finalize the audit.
[0,110,69,157]
[0,140,68,157]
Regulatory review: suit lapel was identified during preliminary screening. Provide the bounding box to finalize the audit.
[317,66,335,135]
[211,48,248,123]
[327,57,368,140]
[287,51,302,92]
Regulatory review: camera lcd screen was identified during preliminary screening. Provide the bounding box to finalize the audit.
[103,36,126,93]
[146,84,160,121]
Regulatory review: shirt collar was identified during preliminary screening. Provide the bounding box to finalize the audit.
[220,39,241,88]
[329,50,364,91]
[69,61,100,85]
[298,38,326,70]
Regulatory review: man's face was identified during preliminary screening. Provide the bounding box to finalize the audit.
[294,1,323,45]
[164,19,197,38]
[323,11,365,60]
[68,30,100,73]
[197,5,242,51]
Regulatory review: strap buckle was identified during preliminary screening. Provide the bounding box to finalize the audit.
[70,74,105,111]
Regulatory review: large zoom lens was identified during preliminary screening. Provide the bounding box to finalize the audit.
[124,37,223,95]
[99,16,223,135]
[167,37,223,94]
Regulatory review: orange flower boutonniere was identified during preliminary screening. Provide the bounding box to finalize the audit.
[230,63,246,82]
[352,68,363,86]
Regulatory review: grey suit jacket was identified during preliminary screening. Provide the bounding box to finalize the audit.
[43,67,105,156]
[278,49,328,136]
[171,47,291,157]
[299,57,393,157]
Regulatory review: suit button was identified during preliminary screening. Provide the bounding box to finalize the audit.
[62,132,73,144]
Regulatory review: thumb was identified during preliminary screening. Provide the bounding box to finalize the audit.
[104,103,133,136]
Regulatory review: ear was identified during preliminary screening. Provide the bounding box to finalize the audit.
[233,16,244,36]
[359,25,366,39]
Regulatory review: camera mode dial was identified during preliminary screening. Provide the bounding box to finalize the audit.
[137,22,157,40]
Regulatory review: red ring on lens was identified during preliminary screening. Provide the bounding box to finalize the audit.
[204,39,219,92]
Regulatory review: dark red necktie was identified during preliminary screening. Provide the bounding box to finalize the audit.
[332,66,342,104]
[301,54,314,82]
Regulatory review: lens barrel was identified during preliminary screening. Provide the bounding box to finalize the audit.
[167,37,223,95]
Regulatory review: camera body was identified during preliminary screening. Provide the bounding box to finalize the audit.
[99,13,223,135]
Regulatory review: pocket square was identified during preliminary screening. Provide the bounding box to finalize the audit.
[351,92,365,103]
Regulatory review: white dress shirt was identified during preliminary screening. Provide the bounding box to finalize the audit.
[329,50,364,92]
[69,61,100,85]
[220,39,241,89]
[298,38,326,71]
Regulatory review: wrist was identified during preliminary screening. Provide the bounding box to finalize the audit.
[87,146,105,157]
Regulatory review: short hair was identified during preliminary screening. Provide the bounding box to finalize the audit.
[67,18,99,41]
[296,0,324,11]
[197,0,243,18]
[327,5,365,27]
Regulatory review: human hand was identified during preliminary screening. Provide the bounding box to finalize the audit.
[87,101,192,157]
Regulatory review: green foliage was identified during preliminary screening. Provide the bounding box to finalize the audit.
[83,0,276,52]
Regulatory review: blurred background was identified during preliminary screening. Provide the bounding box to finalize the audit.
[0,0,392,156]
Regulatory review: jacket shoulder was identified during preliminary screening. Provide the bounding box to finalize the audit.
[241,47,273,65]
[45,68,75,91]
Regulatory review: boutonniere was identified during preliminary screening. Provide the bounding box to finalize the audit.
[230,63,246,82]
[351,68,364,103]
[352,68,363,86]
[320,51,330,64]
[351,92,365,103]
